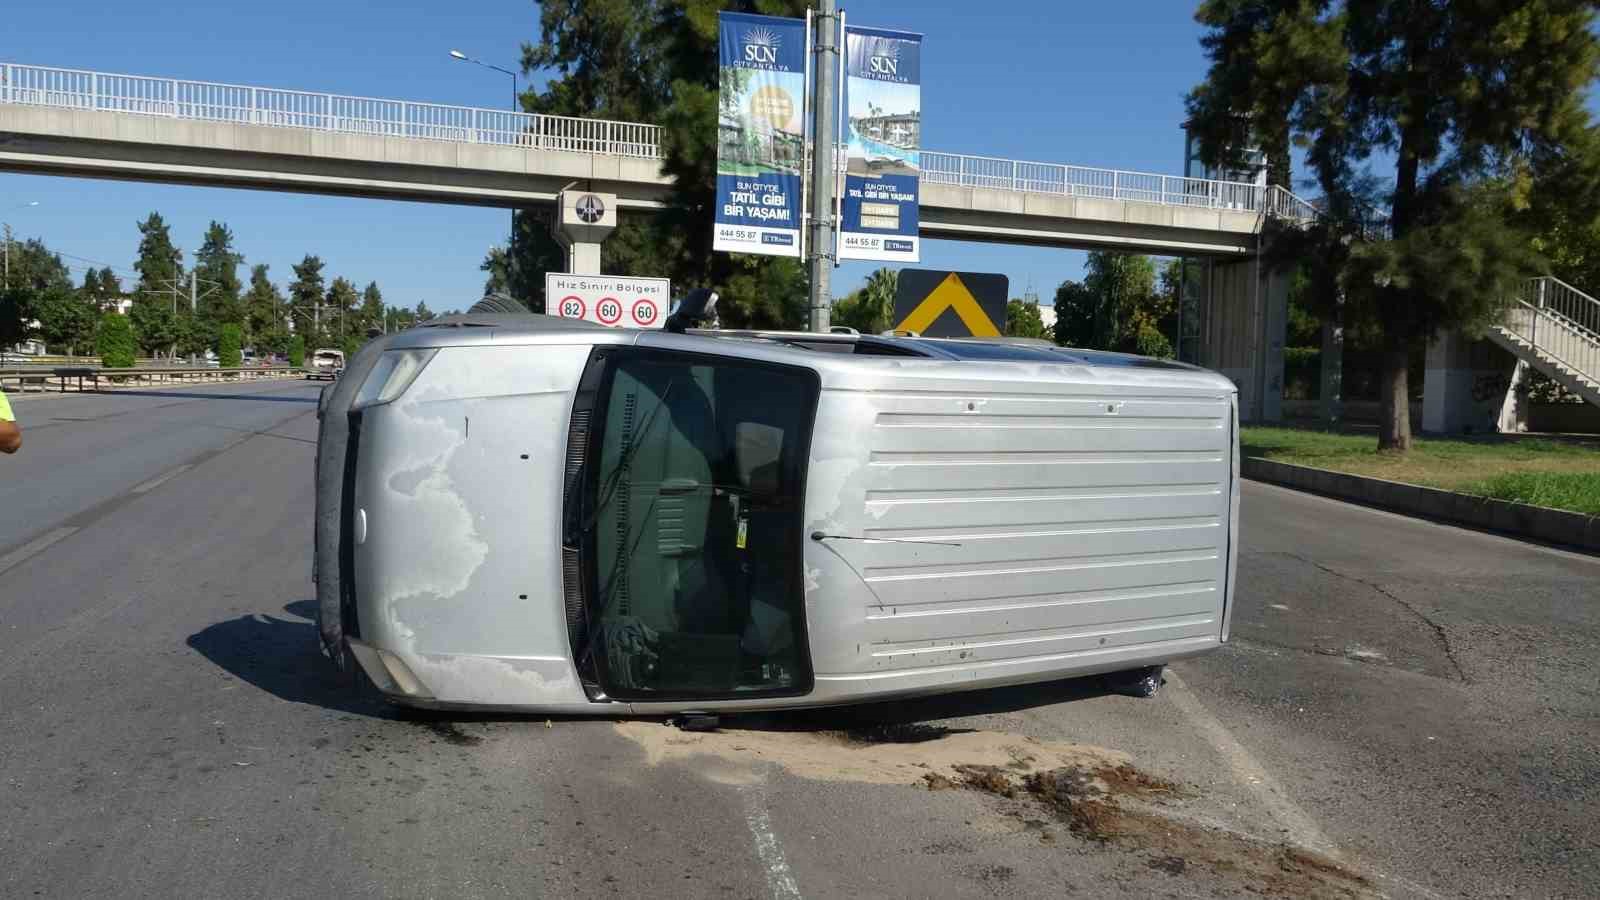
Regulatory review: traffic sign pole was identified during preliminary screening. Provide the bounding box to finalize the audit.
[806,0,839,333]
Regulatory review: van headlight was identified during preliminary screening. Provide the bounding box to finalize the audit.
[352,349,436,410]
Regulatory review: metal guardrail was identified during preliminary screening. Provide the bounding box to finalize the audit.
[0,365,302,393]
[0,61,1315,219]
[1502,276,1600,390]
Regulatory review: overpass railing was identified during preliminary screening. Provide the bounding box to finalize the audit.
[921,151,1318,219]
[0,62,661,158]
[2,61,1314,218]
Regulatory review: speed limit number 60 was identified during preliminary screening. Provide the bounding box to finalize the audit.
[631,298,658,326]
[596,297,623,325]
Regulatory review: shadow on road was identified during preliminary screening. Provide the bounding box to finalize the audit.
[97,389,318,404]
[188,600,1127,729]
[186,599,395,719]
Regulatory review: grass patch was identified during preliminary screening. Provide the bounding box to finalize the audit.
[1242,426,1600,516]
[1460,472,1600,516]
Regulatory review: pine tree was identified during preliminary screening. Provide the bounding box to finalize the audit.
[287,255,326,344]
[324,277,360,345]
[1187,0,1600,450]
[244,264,285,350]
[131,213,185,358]
[359,282,385,334]
[194,221,245,336]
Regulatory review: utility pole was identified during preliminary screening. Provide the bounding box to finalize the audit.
[807,0,839,333]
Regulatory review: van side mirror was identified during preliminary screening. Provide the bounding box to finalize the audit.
[665,289,719,334]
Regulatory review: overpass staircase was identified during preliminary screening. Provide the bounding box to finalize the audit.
[1488,276,1600,409]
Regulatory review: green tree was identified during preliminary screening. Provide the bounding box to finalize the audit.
[414,300,434,323]
[130,213,185,358]
[97,312,137,368]
[128,303,179,357]
[1187,0,1599,450]
[79,266,124,311]
[832,268,898,334]
[287,255,326,343]
[194,221,244,337]
[325,277,360,344]
[1,238,73,349]
[1004,299,1050,340]
[244,264,285,348]
[217,323,243,368]
[1052,279,1095,348]
[358,281,385,334]
[34,286,99,355]
[288,334,306,368]
[385,304,417,332]
[3,236,72,295]
[499,0,811,328]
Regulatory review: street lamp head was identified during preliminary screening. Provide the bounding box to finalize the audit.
[449,49,468,60]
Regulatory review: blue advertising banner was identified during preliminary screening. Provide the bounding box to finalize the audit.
[839,26,922,263]
[714,12,807,258]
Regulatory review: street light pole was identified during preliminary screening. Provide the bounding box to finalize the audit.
[4,201,41,291]
[808,1,839,333]
[451,49,521,299]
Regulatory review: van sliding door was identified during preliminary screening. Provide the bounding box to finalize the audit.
[574,350,818,701]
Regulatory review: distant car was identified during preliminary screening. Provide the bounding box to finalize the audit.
[306,349,346,381]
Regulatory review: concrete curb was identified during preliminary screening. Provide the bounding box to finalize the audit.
[1242,457,1600,554]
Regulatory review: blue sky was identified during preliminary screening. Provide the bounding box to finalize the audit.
[2,1,1215,311]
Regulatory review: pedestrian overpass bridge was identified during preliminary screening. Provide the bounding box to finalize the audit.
[0,62,1328,424]
[0,63,1315,258]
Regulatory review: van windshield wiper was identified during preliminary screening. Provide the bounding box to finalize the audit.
[579,380,676,536]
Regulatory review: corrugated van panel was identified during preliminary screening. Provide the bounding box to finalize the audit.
[808,377,1231,676]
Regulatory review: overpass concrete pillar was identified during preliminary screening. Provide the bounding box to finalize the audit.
[551,190,616,276]
[1199,257,1288,423]
[1422,331,1523,433]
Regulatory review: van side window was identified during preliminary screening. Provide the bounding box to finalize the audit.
[582,353,818,699]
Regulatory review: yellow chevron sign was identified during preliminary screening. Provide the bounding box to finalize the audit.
[893,270,1007,337]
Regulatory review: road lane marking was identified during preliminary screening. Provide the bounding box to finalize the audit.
[1163,668,1340,859]
[0,526,80,576]
[131,464,192,494]
[743,787,802,899]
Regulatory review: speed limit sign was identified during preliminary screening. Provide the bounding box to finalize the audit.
[545,273,670,329]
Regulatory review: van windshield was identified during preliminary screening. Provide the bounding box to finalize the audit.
[582,352,817,699]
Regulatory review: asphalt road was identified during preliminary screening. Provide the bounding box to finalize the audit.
[1,382,1595,898]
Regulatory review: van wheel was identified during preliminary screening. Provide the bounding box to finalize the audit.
[1106,665,1164,698]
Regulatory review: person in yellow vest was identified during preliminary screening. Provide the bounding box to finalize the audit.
[0,388,21,454]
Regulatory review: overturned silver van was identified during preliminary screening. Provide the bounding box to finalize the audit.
[315,310,1239,714]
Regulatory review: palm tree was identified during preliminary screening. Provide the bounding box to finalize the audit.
[861,268,898,332]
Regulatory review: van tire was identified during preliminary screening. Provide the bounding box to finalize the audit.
[1105,665,1164,698]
